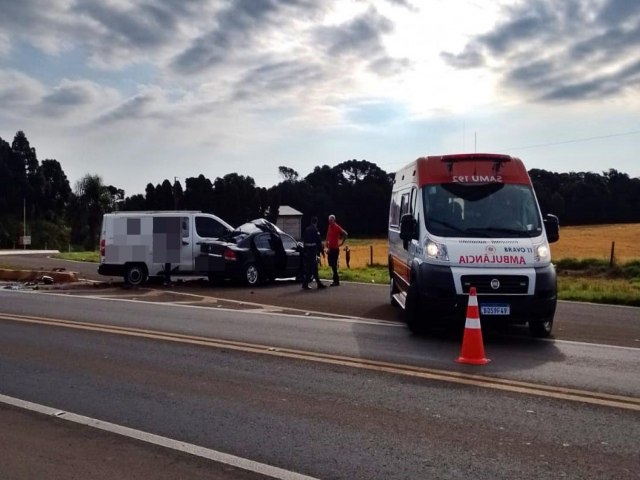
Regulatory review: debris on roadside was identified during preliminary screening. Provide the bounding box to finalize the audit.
[2,282,39,291]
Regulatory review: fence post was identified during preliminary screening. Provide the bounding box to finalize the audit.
[370,245,374,266]
[609,241,615,268]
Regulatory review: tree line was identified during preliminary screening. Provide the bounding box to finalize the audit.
[1,131,639,250]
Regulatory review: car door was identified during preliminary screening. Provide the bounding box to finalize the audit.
[281,234,302,277]
[252,233,276,277]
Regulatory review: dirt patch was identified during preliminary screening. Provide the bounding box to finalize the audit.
[0,268,78,283]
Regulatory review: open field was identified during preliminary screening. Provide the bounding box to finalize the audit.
[342,223,640,268]
[550,223,639,263]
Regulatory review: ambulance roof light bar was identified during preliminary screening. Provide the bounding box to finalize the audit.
[440,153,512,173]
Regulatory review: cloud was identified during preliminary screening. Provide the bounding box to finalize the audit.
[37,79,120,117]
[0,69,44,108]
[171,0,326,75]
[233,61,326,102]
[95,91,160,125]
[441,0,640,103]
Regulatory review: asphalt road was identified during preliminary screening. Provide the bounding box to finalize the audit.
[1,253,639,347]
[1,290,639,479]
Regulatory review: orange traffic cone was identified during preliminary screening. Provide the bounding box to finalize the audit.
[456,287,490,365]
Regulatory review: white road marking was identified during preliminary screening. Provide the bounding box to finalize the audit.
[0,393,320,480]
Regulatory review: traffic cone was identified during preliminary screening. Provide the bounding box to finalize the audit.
[456,287,490,365]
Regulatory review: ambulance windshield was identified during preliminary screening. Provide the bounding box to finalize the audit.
[423,183,543,238]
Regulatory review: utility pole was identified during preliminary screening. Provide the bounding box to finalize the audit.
[23,197,26,250]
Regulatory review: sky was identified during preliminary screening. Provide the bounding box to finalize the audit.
[0,0,638,196]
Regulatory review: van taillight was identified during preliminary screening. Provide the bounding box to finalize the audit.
[223,248,237,261]
[100,239,105,257]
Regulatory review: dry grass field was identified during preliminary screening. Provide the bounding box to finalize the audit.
[550,223,639,263]
[339,223,640,268]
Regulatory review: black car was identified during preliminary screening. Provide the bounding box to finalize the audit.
[196,219,303,286]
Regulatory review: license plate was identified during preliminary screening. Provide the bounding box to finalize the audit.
[480,303,510,315]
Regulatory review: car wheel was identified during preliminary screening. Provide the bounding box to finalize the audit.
[124,264,147,286]
[390,276,400,307]
[529,317,554,338]
[405,283,426,334]
[244,263,260,286]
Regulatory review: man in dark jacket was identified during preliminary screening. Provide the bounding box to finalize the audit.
[301,216,326,290]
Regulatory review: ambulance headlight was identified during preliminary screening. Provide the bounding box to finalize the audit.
[535,243,550,263]
[426,239,449,261]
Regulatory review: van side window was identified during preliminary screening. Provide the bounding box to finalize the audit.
[181,217,189,237]
[195,216,226,238]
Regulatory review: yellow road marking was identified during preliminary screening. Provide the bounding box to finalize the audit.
[1,312,639,411]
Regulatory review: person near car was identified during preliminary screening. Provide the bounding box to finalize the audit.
[326,214,348,286]
[301,216,326,290]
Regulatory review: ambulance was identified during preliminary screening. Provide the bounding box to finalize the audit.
[388,153,559,337]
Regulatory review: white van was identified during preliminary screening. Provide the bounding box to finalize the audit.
[98,211,233,285]
[388,153,559,337]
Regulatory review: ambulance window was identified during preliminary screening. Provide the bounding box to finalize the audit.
[399,192,411,217]
[389,191,401,227]
[410,188,417,214]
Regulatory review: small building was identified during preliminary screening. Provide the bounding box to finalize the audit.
[276,205,303,240]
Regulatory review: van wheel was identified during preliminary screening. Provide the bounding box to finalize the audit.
[244,263,260,286]
[529,317,554,338]
[405,283,425,334]
[124,264,147,286]
[390,277,400,307]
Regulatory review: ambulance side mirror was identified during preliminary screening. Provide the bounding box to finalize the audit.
[399,214,417,249]
[544,214,559,243]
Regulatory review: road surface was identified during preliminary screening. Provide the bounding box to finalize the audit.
[1,289,638,479]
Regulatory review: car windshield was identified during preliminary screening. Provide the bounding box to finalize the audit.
[422,183,543,238]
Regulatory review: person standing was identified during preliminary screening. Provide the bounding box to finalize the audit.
[326,214,348,286]
[301,216,326,290]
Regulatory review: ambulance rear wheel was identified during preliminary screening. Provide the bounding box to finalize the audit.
[405,283,425,334]
[529,317,554,338]
[124,264,147,286]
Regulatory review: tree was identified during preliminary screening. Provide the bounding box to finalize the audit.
[212,173,260,226]
[38,159,71,221]
[183,175,214,211]
[331,160,392,235]
[70,174,113,249]
[278,166,299,182]
[11,131,42,219]
[155,180,174,210]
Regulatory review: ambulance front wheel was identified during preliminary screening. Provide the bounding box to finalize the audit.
[528,317,554,338]
[124,263,147,286]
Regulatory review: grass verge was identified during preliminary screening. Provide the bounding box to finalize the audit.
[53,252,639,306]
[54,251,100,263]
